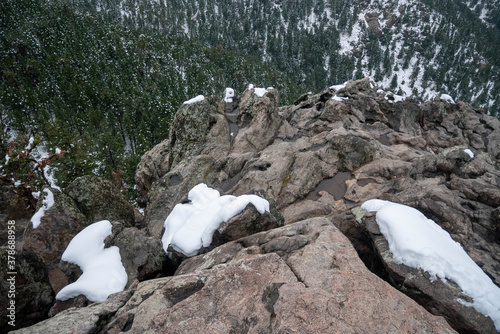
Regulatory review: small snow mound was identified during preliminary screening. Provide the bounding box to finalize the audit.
[464,148,474,158]
[30,189,55,228]
[440,94,455,104]
[224,88,234,103]
[183,95,205,105]
[361,199,500,330]
[332,96,348,101]
[162,183,270,257]
[55,220,127,302]
[254,87,268,97]
[329,83,347,91]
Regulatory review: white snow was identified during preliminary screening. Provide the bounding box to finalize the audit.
[224,87,234,103]
[55,147,62,154]
[339,12,364,56]
[330,83,346,91]
[332,96,348,101]
[25,136,34,151]
[55,220,127,302]
[464,149,474,158]
[253,87,268,97]
[440,94,455,104]
[183,95,205,104]
[361,199,500,330]
[30,188,55,229]
[384,92,406,103]
[162,183,270,257]
[43,165,61,191]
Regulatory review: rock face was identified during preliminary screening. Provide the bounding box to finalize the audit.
[11,218,456,334]
[12,79,500,333]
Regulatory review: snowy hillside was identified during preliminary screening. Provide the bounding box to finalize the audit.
[69,0,500,115]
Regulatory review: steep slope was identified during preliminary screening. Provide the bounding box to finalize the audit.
[68,0,500,116]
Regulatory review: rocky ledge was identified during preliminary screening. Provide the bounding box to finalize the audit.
[4,78,500,333]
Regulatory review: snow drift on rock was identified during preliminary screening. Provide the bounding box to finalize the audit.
[183,95,205,104]
[30,188,55,228]
[361,199,500,330]
[162,183,269,257]
[55,220,127,302]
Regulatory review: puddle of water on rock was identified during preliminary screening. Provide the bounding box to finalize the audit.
[357,178,377,187]
[219,172,242,193]
[377,134,391,146]
[307,172,352,201]
[169,174,182,186]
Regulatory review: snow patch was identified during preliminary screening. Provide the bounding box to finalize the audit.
[330,83,347,91]
[43,165,61,191]
[224,87,235,103]
[384,92,406,103]
[30,188,55,229]
[464,149,474,158]
[361,199,500,330]
[440,94,455,104]
[162,183,270,257]
[254,87,268,97]
[55,220,127,302]
[183,95,205,104]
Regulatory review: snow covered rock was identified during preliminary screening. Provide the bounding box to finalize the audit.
[224,87,234,103]
[161,183,272,257]
[183,95,205,104]
[359,201,500,332]
[55,220,127,302]
[30,188,55,228]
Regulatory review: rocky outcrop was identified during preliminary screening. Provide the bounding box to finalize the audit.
[3,176,145,331]
[133,79,499,333]
[12,79,500,333]
[11,218,456,334]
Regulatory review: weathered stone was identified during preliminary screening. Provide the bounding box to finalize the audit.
[212,196,284,245]
[20,218,456,333]
[18,79,500,333]
[22,188,87,269]
[365,12,382,37]
[135,139,170,207]
[231,87,281,154]
[65,175,135,226]
[168,97,221,167]
[10,288,134,334]
[0,249,53,330]
[112,227,172,286]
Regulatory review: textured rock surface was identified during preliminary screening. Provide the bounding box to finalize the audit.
[12,79,500,333]
[12,218,456,334]
[0,249,53,331]
[134,79,499,333]
[64,175,136,226]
